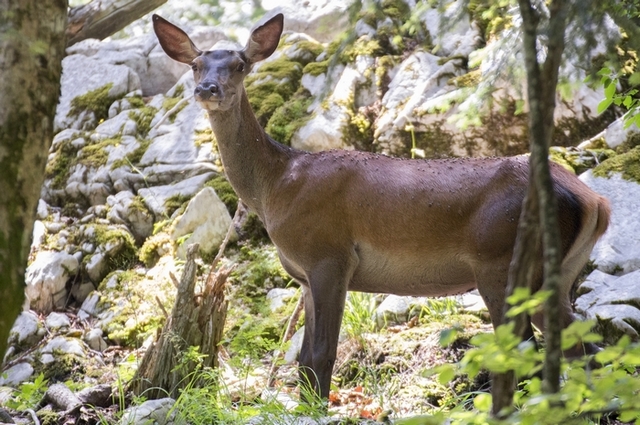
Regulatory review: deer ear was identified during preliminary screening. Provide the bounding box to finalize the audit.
[243,13,284,64]
[153,14,202,64]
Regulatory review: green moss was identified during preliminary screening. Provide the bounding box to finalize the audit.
[194,128,216,147]
[592,146,640,182]
[90,224,139,270]
[45,138,78,189]
[449,69,482,88]
[303,60,330,77]
[70,82,121,124]
[139,232,172,268]
[205,175,238,214]
[164,194,192,217]
[78,136,121,168]
[129,105,158,137]
[265,89,313,145]
[111,138,151,170]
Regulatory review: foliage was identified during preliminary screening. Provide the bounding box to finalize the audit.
[342,292,379,341]
[3,373,48,411]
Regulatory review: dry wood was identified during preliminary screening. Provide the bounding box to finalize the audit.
[131,205,243,398]
[66,0,167,47]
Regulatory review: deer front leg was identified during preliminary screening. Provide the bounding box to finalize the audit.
[299,286,317,401]
[302,254,357,401]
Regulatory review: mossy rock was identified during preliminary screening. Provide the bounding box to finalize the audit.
[592,145,640,182]
[69,82,123,124]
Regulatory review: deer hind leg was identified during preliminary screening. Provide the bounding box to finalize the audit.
[298,285,317,401]
[299,252,358,401]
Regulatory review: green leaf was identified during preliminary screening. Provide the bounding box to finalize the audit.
[605,81,617,98]
[624,95,634,108]
[598,98,613,114]
[473,393,492,412]
[629,72,640,86]
[597,66,611,76]
[439,327,459,347]
[437,364,456,385]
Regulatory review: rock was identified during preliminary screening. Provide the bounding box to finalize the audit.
[41,336,86,358]
[31,220,46,251]
[576,269,640,341]
[55,54,141,131]
[375,295,411,328]
[580,116,640,150]
[138,172,215,217]
[25,251,79,313]
[171,187,235,258]
[119,397,183,425]
[84,328,108,352]
[0,363,34,387]
[85,251,108,284]
[45,312,71,330]
[284,326,304,365]
[107,191,155,242]
[8,311,41,346]
[78,291,102,321]
[71,281,96,304]
[263,0,349,43]
[456,290,487,314]
[580,171,640,274]
[76,383,113,407]
[266,288,298,312]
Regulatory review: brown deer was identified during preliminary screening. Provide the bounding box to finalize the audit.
[152,13,610,400]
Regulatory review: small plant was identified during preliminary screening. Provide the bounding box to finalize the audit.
[4,373,48,411]
[342,291,378,340]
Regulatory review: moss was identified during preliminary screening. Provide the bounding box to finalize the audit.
[265,89,314,145]
[194,128,216,147]
[340,93,378,152]
[91,224,139,270]
[592,146,640,182]
[449,69,482,88]
[164,194,192,217]
[205,175,238,214]
[129,105,158,137]
[303,60,330,76]
[139,232,173,268]
[69,82,121,123]
[111,138,151,170]
[45,138,78,189]
[78,136,121,168]
[614,130,640,153]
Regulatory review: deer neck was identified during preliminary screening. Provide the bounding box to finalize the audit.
[206,90,291,217]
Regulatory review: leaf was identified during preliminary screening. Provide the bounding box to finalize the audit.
[439,327,459,347]
[629,72,640,86]
[598,98,613,114]
[624,95,634,108]
[605,81,617,98]
[437,364,456,385]
[473,393,492,412]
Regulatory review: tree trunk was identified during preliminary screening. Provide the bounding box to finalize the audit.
[66,0,168,47]
[130,244,232,398]
[492,0,570,414]
[0,0,68,358]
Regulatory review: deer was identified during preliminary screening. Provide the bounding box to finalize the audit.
[152,12,611,401]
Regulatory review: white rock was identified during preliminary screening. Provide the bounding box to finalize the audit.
[266,288,298,312]
[41,336,86,358]
[9,311,41,346]
[171,187,235,258]
[576,269,640,338]
[55,54,141,131]
[45,312,71,330]
[119,397,180,425]
[0,363,34,387]
[138,172,215,217]
[284,326,305,365]
[78,291,102,321]
[25,251,79,313]
[84,328,108,352]
[36,199,49,220]
[31,220,46,250]
[107,190,154,242]
[85,251,107,284]
[375,294,410,327]
[580,171,640,274]
[263,0,349,43]
[580,117,640,150]
[71,281,96,304]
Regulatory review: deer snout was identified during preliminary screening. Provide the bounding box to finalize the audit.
[194,81,220,101]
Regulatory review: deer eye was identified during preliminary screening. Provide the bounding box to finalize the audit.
[191,63,198,72]
[236,63,245,73]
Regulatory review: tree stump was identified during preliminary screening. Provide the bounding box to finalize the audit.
[130,243,231,398]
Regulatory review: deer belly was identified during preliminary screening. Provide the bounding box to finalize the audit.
[349,247,477,297]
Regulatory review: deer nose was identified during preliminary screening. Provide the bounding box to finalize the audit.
[195,82,219,101]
